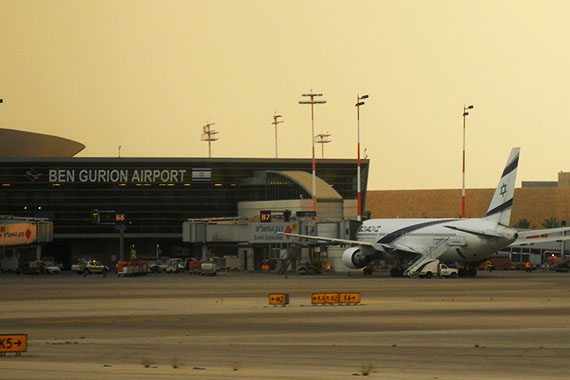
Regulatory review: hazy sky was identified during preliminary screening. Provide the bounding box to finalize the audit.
[1,0,569,190]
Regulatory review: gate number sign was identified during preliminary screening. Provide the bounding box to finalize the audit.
[260,211,272,223]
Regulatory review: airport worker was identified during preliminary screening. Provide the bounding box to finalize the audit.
[525,261,532,272]
[486,261,494,272]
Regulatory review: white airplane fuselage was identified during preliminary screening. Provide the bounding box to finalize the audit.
[356,218,518,264]
[281,147,522,276]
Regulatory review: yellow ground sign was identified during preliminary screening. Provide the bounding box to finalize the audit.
[268,294,289,305]
[0,334,27,353]
[311,293,340,304]
[339,293,361,304]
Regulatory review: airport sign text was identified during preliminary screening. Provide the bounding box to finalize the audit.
[311,293,361,305]
[48,169,188,184]
[0,334,27,353]
[268,294,289,305]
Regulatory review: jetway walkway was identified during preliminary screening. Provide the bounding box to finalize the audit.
[183,218,359,245]
[182,217,360,272]
[0,215,53,248]
[1,216,53,273]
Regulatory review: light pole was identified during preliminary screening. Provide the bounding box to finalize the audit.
[356,94,368,221]
[272,113,283,158]
[315,132,331,158]
[462,104,474,218]
[299,90,326,214]
[201,122,218,158]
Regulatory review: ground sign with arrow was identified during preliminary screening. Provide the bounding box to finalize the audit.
[0,334,27,355]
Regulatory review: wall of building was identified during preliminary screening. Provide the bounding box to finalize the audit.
[366,187,570,228]
[343,199,357,220]
[558,172,570,187]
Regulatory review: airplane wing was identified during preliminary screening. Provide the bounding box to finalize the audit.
[278,232,422,255]
[278,232,374,246]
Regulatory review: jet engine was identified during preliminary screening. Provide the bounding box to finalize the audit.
[341,247,372,269]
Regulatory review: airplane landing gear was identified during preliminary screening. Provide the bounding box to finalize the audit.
[458,267,478,277]
[390,267,405,277]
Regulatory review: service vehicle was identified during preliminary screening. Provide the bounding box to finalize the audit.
[44,264,61,274]
[22,260,45,274]
[200,261,217,276]
[149,257,170,273]
[71,259,109,275]
[165,258,184,273]
[188,260,201,275]
[41,256,62,274]
[410,259,458,279]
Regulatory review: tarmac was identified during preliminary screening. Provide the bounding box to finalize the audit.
[0,270,569,379]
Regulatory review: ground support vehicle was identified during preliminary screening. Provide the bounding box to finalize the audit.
[200,262,217,276]
[21,261,45,274]
[149,257,170,273]
[165,258,184,273]
[117,261,148,276]
[44,264,61,274]
[188,260,201,275]
[71,260,109,275]
[42,257,63,273]
[410,260,458,279]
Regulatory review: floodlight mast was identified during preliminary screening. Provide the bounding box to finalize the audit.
[272,113,284,158]
[462,105,474,218]
[299,90,327,214]
[356,94,369,221]
[201,122,218,158]
[315,132,332,158]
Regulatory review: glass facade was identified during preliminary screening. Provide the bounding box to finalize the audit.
[1,158,369,235]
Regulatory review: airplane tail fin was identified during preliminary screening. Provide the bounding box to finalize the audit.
[484,147,520,226]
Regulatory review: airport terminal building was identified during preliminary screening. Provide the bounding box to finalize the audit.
[0,129,369,269]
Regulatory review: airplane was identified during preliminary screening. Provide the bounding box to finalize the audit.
[281,147,567,277]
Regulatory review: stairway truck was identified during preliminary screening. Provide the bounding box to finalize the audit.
[410,259,458,279]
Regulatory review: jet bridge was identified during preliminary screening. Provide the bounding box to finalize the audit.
[182,216,360,272]
[0,215,54,272]
[0,215,53,247]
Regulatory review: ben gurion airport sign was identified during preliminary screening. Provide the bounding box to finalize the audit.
[42,167,212,184]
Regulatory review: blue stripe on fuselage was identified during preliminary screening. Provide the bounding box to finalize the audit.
[377,219,457,244]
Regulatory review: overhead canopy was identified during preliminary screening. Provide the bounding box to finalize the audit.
[0,128,85,157]
[274,170,342,200]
